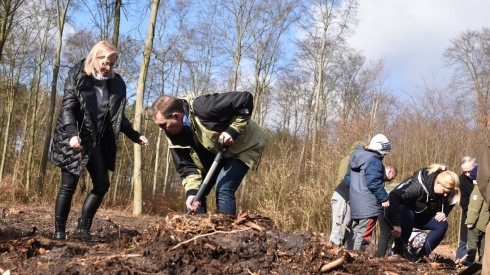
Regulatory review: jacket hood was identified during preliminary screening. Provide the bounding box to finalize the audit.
[348,141,366,155]
[348,145,378,169]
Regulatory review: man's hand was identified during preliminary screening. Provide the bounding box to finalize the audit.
[392,225,402,238]
[219,132,234,146]
[186,195,201,214]
[382,200,390,208]
[435,212,446,222]
[467,224,474,229]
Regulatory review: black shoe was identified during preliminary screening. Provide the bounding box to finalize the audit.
[53,218,67,240]
[74,217,93,237]
[53,231,66,239]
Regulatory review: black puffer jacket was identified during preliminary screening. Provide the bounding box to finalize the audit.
[458,173,474,212]
[388,168,456,226]
[50,59,140,175]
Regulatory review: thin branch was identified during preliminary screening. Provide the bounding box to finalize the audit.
[169,228,251,251]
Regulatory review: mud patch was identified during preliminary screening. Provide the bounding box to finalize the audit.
[0,205,474,274]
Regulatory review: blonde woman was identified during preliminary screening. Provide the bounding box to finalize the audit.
[385,164,460,261]
[50,41,148,240]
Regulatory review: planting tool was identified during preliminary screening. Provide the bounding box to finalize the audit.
[186,137,227,215]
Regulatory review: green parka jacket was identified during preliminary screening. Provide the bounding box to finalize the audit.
[166,92,266,196]
[466,184,489,232]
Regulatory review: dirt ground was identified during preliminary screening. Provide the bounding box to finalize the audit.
[0,204,476,275]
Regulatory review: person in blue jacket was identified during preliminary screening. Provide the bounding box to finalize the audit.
[345,134,391,251]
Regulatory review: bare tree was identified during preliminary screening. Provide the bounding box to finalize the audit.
[273,70,310,136]
[133,0,160,215]
[0,0,26,61]
[296,0,358,161]
[112,0,121,46]
[80,0,115,40]
[38,0,71,192]
[0,5,33,183]
[330,49,366,125]
[200,0,260,91]
[293,0,358,176]
[18,1,56,190]
[444,28,490,127]
[248,0,299,126]
[178,21,219,96]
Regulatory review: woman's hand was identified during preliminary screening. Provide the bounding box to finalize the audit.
[137,135,149,145]
[435,212,446,222]
[69,136,81,149]
[392,225,402,238]
[186,195,201,214]
[219,132,234,146]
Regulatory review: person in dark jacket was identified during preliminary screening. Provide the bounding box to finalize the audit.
[148,92,266,216]
[387,164,460,261]
[455,156,478,263]
[50,41,149,240]
[344,134,391,251]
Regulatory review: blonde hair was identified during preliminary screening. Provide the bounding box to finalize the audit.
[428,163,460,205]
[83,41,118,76]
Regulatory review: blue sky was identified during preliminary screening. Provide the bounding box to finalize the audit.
[68,0,490,99]
[347,0,490,96]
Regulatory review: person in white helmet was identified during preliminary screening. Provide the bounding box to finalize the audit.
[344,134,391,251]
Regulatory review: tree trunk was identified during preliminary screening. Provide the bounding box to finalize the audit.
[112,0,121,47]
[12,84,34,187]
[296,96,313,184]
[0,90,13,182]
[38,0,70,193]
[133,0,160,215]
[311,29,328,161]
[112,151,124,203]
[25,75,41,190]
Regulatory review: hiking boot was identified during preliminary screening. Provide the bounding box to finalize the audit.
[53,219,67,240]
[74,217,93,237]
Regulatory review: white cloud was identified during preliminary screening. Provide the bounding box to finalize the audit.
[347,0,490,94]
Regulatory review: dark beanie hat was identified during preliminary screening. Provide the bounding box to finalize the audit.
[470,166,478,181]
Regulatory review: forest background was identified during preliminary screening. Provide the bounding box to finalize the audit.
[0,0,489,248]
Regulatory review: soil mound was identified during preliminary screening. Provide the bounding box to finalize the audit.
[0,205,469,274]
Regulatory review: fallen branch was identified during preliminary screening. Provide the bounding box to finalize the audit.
[321,255,345,273]
[169,228,251,251]
[244,221,263,232]
[93,254,142,265]
[233,211,249,226]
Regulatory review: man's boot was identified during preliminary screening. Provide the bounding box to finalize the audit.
[53,218,67,240]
